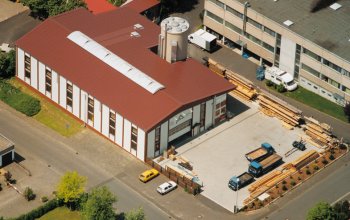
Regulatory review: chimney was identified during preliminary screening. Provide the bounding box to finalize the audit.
[158,17,190,63]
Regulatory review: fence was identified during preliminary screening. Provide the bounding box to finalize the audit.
[146,159,202,195]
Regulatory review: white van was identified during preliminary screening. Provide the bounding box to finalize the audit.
[188,29,217,52]
[265,66,297,91]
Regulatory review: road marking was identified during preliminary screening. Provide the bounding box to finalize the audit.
[331,191,350,206]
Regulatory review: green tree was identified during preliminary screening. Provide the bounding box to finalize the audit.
[125,207,146,220]
[307,201,336,220]
[344,102,350,122]
[333,200,350,220]
[24,187,36,201]
[56,171,87,206]
[0,50,16,79]
[82,186,117,220]
[107,0,126,7]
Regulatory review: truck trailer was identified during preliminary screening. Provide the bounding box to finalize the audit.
[248,153,283,177]
[228,172,254,191]
[188,29,217,52]
[245,143,275,162]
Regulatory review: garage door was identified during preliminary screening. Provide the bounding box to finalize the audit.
[2,151,13,167]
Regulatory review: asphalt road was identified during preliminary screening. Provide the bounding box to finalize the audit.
[0,103,170,219]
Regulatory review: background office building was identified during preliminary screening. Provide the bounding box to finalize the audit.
[204,0,350,105]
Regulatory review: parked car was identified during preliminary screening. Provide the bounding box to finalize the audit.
[139,169,159,183]
[157,181,177,195]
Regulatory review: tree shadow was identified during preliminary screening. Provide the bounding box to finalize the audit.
[115,212,125,220]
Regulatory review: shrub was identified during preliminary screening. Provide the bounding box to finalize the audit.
[298,176,302,181]
[275,185,279,189]
[313,165,319,171]
[4,171,12,182]
[41,196,48,203]
[291,181,296,186]
[266,80,274,87]
[329,154,335,160]
[277,84,287,93]
[0,81,41,116]
[322,159,329,165]
[24,187,35,201]
[282,180,287,185]
[339,144,347,150]
[0,50,16,79]
[282,185,288,191]
[15,199,63,220]
[306,169,311,175]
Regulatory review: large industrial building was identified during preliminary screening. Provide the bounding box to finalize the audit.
[204,0,350,105]
[15,6,234,161]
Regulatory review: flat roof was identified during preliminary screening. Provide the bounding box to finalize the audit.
[16,7,234,132]
[0,134,13,151]
[236,0,350,62]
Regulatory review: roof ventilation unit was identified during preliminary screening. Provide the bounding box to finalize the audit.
[283,20,294,27]
[134,23,144,30]
[329,3,342,10]
[131,31,141,37]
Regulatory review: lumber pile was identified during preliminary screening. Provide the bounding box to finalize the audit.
[208,58,225,77]
[248,170,282,192]
[258,92,302,127]
[304,116,333,146]
[226,69,257,101]
[291,150,319,170]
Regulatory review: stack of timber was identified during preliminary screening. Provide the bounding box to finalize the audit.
[207,58,257,101]
[258,91,302,127]
[208,58,225,77]
[291,150,319,170]
[248,170,282,193]
[226,69,257,101]
[304,116,333,146]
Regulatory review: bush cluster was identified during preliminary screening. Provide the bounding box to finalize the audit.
[14,199,63,220]
[0,80,41,116]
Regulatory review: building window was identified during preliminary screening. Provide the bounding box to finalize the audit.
[303,48,321,62]
[247,17,262,29]
[200,103,206,127]
[262,42,274,53]
[341,69,350,78]
[245,33,261,45]
[294,44,301,78]
[24,54,31,79]
[206,10,223,24]
[208,0,224,8]
[226,5,243,19]
[225,21,242,34]
[323,59,342,73]
[131,126,138,151]
[168,120,191,136]
[109,111,115,136]
[263,26,276,37]
[328,78,340,89]
[87,96,94,122]
[66,83,73,108]
[155,126,161,154]
[214,100,226,124]
[342,86,350,95]
[301,63,321,78]
[45,69,52,93]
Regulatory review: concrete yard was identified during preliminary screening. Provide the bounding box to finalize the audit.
[160,95,321,213]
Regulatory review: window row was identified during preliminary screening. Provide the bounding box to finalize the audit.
[206,10,223,24]
[208,0,224,8]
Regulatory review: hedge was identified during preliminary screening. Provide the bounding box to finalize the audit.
[10,199,63,220]
[0,80,40,116]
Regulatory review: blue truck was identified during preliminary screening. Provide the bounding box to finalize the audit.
[245,143,275,162]
[228,172,254,191]
[248,153,283,177]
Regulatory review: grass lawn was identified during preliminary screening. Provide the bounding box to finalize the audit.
[267,84,348,122]
[9,78,83,137]
[37,207,82,220]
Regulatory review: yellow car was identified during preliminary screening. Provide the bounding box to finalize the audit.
[139,169,159,183]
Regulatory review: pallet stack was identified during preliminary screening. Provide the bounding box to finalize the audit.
[304,116,333,146]
[226,70,257,101]
[258,92,302,127]
[207,58,226,77]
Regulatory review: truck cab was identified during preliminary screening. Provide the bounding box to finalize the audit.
[265,66,297,91]
[248,154,283,177]
[228,172,254,191]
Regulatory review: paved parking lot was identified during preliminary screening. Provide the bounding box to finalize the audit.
[161,95,321,213]
[0,0,27,22]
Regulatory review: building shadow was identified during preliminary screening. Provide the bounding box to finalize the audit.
[226,95,250,117]
[14,152,25,163]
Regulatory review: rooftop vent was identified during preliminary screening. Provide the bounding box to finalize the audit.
[283,20,294,27]
[134,23,144,30]
[329,3,342,10]
[131,31,141,37]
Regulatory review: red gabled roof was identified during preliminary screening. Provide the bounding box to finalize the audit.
[122,0,159,13]
[85,0,117,14]
[16,7,234,131]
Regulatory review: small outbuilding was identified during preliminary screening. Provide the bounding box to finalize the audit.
[0,134,15,167]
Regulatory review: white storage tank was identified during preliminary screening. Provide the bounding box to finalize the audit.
[158,17,189,63]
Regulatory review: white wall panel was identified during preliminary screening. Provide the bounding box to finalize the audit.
[17,48,24,80]
[279,36,296,76]
[123,119,131,152]
[192,104,200,125]
[30,56,38,89]
[169,108,192,129]
[93,99,101,131]
[59,76,66,108]
[169,126,191,142]
[80,90,87,122]
[147,130,155,159]
[52,71,59,103]
[101,105,109,137]
[38,62,45,94]
[160,121,168,154]
[205,99,213,129]
[137,129,145,161]
[72,85,80,117]
[115,113,123,146]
